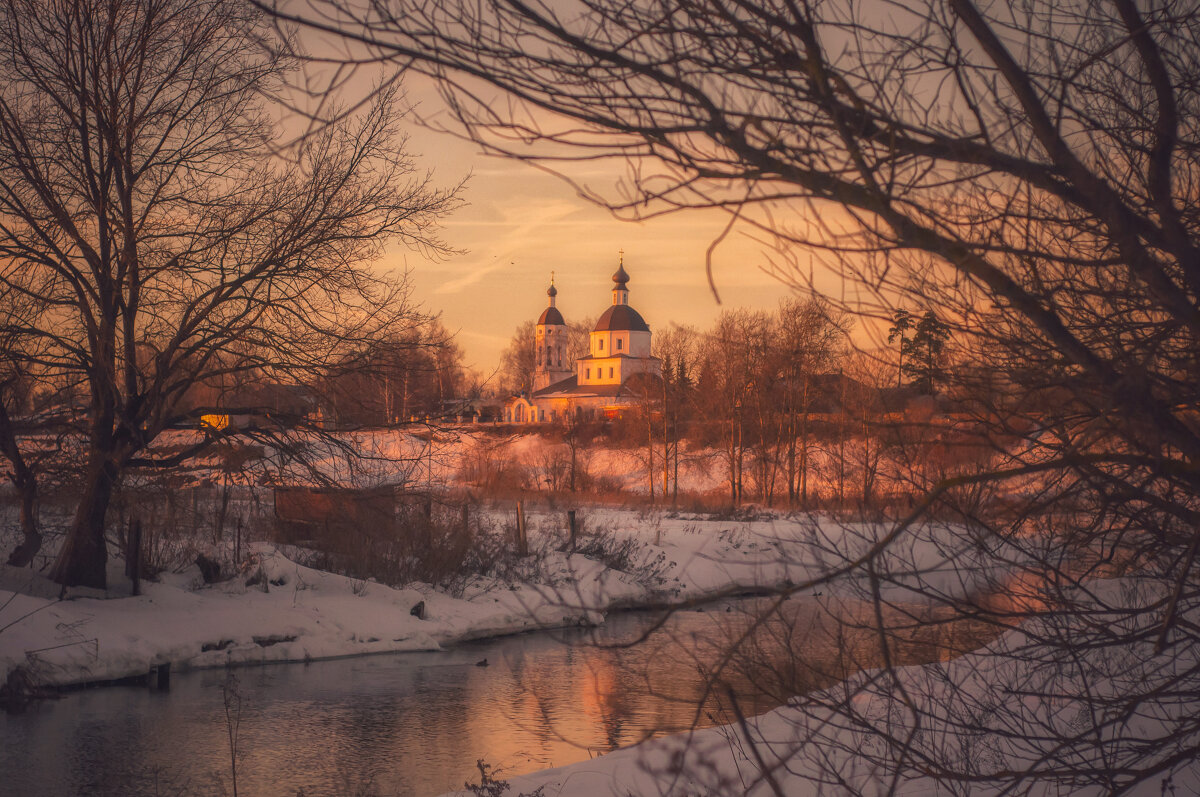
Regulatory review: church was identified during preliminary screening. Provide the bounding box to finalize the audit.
[505,258,661,423]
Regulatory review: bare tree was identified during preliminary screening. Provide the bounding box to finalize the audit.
[496,320,536,398]
[653,323,698,505]
[0,284,47,567]
[770,298,847,506]
[322,316,466,426]
[269,0,1200,792]
[0,0,459,587]
[695,309,771,506]
[497,315,593,398]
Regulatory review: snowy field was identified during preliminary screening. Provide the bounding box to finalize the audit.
[133,425,933,504]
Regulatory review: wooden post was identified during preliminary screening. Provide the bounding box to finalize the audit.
[516,500,527,556]
[156,662,171,691]
[127,518,142,597]
[124,516,134,581]
[567,509,577,552]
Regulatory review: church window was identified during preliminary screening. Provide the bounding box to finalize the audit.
[599,339,604,351]
[616,338,623,351]
[608,367,614,378]
[586,368,591,379]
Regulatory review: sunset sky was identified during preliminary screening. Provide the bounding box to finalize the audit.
[383,78,817,376]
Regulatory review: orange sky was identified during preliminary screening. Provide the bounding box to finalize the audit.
[383,78,831,376]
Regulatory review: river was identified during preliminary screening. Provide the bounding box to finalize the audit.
[0,594,978,797]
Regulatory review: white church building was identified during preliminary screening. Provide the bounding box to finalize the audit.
[505,259,661,423]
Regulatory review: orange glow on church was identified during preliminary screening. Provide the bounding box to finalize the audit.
[506,255,662,423]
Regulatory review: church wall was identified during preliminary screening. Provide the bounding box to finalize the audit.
[626,330,651,357]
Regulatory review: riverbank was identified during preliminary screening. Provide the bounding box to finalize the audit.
[438,574,1200,797]
[1,508,992,694]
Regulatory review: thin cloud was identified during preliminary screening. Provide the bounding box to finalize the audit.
[433,199,581,294]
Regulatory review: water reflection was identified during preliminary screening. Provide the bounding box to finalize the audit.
[0,596,997,797]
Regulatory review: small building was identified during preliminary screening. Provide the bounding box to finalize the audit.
[506,257,662,423]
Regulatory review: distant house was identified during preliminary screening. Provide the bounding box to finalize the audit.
[441,396,504,423]
[200,383,325,432]
[505,257,662,423]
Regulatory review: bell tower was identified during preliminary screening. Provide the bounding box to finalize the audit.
[533,274,572,391]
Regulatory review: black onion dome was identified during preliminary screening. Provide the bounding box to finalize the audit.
[612,263,630,288]
[538,306,565,325]
[594,304,649,332]
[547,283,558,297]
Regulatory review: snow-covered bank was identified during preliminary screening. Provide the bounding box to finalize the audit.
[441,577,1200,797]
[0,509,998,691]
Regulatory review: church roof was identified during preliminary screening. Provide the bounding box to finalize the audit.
[538,306,565,325]
[594,304,649,332]
[613,263,629,288]
[576,353,661,361]
[532,371,661,399]
[532,375,578,397]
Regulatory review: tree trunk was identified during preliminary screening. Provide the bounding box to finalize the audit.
[0,400,40,567]
[646,410,655,502]
[785,407,797,505]
[569,436,577,492]
[729,417,739,504]
[661,379,671,501]
[672,436,679,506]
[49,458,116,588]
[5,472,40,568]
[661,407,670,502]
[799,399,810,506]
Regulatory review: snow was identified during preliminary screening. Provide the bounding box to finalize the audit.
[0,509,992,690]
